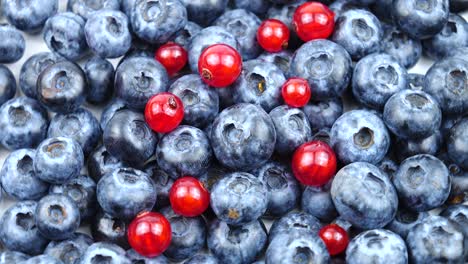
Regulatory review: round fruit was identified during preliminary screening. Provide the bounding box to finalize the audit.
[198,44,242,88]
[257,19,290,53]
[155,42,188,76]
[145,92,184,133]
[293,2,335,42]
[319,224,349,256]
[281,77,311,107]
[169,176,210,217]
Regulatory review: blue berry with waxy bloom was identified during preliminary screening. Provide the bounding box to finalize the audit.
[43,12,88,60]
[0,24,25,63]
[346,229,408,264]
[100,99,128,131]
[97,168,156,221]
[144,161,174,209]
[3,0,58,33]
[130,0,187,44]
[395,130,443,161]
[207,219,267,264]
[386,208,429,239]
[0,65,16,106]
[23,255,64,264]
[303,98,343,132]
[0,97,48,150]
[257,50,292,76]
[127,249,169,264]
[0,201,49,255]
[34,137,84,185]
[35,194,81,241]
[44,233,93,264]
[183,253,218,264]
[331,162,398,229]
[234,0,269,16]
[91,210,129,249]
[380,25,422,69]
[88,145,124,182]
[180,0,228,26]
[0,148,49,200]
[84,56,114,105]
[67,0,121,20]
[172,21,202,50]
[302,183,338,223]
[78,242,131,264]
[440,204,468,235]
[269,211,322,243]
[210,172,268,226]
[289,39,352,99]
[0,251,29,263]
[447,118,468,170]
[408,73,425,90]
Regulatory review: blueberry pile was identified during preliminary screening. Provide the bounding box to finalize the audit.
[0,0,466,263]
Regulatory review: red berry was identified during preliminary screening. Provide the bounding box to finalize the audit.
[127,212,172,257]
[292,140,337,186]
[198,44,242,88]
[293,2,335,42]
[145,92,184,133]
[282,77,311,107]
[319,224,349,256]
[257,19,290,53]
[169,176,210,217]
[155,42,188,76]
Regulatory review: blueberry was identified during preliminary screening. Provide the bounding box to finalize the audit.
[37,61,88,113]
[114,56,169,110]
[91,210,129,249]
[332,9,383,60]
[447,169,468,205]
[67,0,121,20]
[233,0,269,16]
[330,109,390,164]
[303,98,344,132]
[103,110,157,168]
[232,60,285,112]
[169,74,219,128]
[183,254,218,264]
[44,233,93,264]
[266,230,330,264]
[97,168,156,220]
[0,149,49,200]
[257,50,292,75]
[269,106,312,156]
[211,103,276,171]
[371,0,393,23]
[213,9,261,60]
[0,65,15,106]
[85,10,132,58]
[0,251,29,263]
[156,125,213,179]
[207,219,267,264]
[408,73,425,90]
[331,162,398,229]
[144,161,174,209]
[180,0,228,26]
[424,57,468,115]
[329,0,360,19]
[22,255,64,264]
[88,145,124,182]
[0,97,49,150]
[100,99,128,131]
[0,201,49,255]
[289,39,352,99]
[84,56,114,105]
[440,204,468,235]
[171,21,202,50]
[188,26,239,72]
[127,249,169,264]
[266,1,304,48]
[210,172,268,226]
[198,163,230,192]
[34,137,84,184]
[216,86,236,110]
[269,211,322,243]
[3,0,58,33]
[380,25,422,68]
[406,215,467,263]
[35,194,81,240]
[302,183,338,222]
[423,13,468,60]
[78,242,131,264]
[395,130,443,161]
[43,12,88,60]
[252,161,301,217]
[392,0,449,39]
[312,128,331,148]
[0,24,25,63]
[19,52,63,99]
[353,53,408,109]
[50,175,96,222]
[346,229,408,264]
[386,208,429,239]
[160,207,206,260]
[130,0,187,44]
[447,118,468,170]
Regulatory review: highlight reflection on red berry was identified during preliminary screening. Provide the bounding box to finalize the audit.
[155,42,188,76]
[257,19,290,52]
[169,176,210,217]
[319,224,349,256]
[292,140,337,186]
[282,77,311,107]
[198,44,242,88]
[127,212,172,257]
[293,2,335,42]
[145,92,184,133]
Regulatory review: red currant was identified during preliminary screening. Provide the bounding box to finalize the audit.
[198,44,242,88]
[257,19,290,53]
[282,77,311,107]
[319,224,349,256]
[292,140,337,186]
[127,212,172,257]
[145,92,184,133]
[155,42,188,76]
[293,2,335,42]
[169,176,210,217]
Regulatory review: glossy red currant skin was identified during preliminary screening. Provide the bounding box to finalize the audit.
[169,176,210,217]
[128,212,172,257]
[292,140,337,186]
[198,44,242,88]
[257,19,290,53]
[145,92,184,133]
[282,78,311,107]
[319,224,349,256]
[293,2,335,42]
[155,42,188,76]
